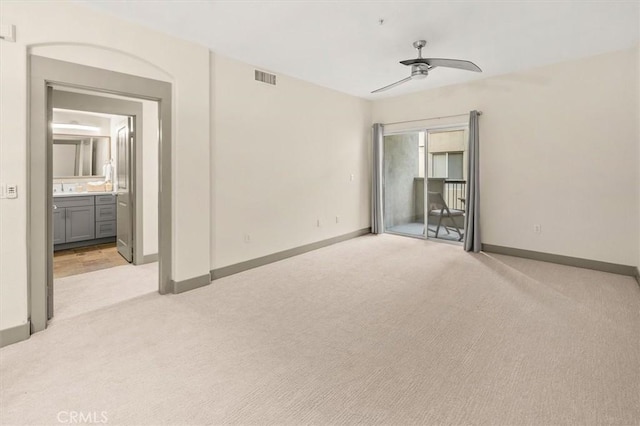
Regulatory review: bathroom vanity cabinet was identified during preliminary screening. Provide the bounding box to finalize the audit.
[53,193,117,250]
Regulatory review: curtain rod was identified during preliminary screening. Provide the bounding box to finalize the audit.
[384,111,482,126]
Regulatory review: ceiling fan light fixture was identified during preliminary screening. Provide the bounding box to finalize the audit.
[371,39,482,93]
[411,64,429,79]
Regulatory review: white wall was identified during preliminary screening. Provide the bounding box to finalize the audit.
[0,1,210,332]
[211,54,371,268]
[373,46,640,266]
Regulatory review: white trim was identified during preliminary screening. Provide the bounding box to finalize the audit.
[425,124,468,133]
[383,121,468,135]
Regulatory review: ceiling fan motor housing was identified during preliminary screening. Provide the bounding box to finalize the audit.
[411,64,429,79]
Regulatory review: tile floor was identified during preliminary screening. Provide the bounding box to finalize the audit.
[53,243,129,278]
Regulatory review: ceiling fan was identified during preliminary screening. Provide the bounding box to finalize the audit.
[371,40,482,93]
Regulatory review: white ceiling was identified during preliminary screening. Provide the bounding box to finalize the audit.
[78,1,639,100]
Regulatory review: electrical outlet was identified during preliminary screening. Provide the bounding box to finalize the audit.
[243,234,251,243]
[350,173,355,182]
[316,219,321,227]
[533,224,542,234]
[335,216,340,224]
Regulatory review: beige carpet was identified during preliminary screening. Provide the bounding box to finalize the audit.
[52,262,158,322]
[1,234,639,425]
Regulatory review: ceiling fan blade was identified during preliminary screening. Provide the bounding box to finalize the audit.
[399,58,429,66]
[371,76,413,94]
[425,58,482,72]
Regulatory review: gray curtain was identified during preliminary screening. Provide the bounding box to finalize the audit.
[371,123,384,234]
[464,111,481,252]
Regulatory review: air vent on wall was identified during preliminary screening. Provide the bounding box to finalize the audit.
[255,70,276,85]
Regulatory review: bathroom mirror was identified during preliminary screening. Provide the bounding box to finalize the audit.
[53,134,111,178]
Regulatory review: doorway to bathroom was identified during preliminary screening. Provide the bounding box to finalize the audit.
[49,87,159,321]
[52,105,132,278]
[28,56,174,335]
[383,125,468,243]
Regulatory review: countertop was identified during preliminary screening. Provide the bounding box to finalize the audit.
[53,191,116,198]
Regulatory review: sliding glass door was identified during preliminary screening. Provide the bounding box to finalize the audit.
[383,132,425,238]
[382,126,468,243]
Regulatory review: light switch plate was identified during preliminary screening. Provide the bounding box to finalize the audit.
[6,184,17,199]
[0,24,16,43]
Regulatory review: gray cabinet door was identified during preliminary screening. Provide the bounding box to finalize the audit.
[53,208,66,244]
[65,205,95,243]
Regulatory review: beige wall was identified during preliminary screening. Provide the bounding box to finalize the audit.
[373,46,640,266]
[0,1,210,331]
[429,130,466,154]
[210,54,371,268]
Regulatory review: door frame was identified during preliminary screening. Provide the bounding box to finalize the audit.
[29,56,173,333]
[51,89,145,265]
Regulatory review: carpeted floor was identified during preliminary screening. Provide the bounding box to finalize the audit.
[52,262,158,322]
[387,222,464,242]
[1,234,639,425]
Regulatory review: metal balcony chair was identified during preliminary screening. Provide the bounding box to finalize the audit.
[427,191,464,241]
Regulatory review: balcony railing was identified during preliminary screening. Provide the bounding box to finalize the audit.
[443,179,466,211]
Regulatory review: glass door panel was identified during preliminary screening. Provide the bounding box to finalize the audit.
[383,132,425,238]
[426,129,467,242]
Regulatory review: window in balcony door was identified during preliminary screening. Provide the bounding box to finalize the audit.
[431,152,463,179]
[447,152,463,179]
